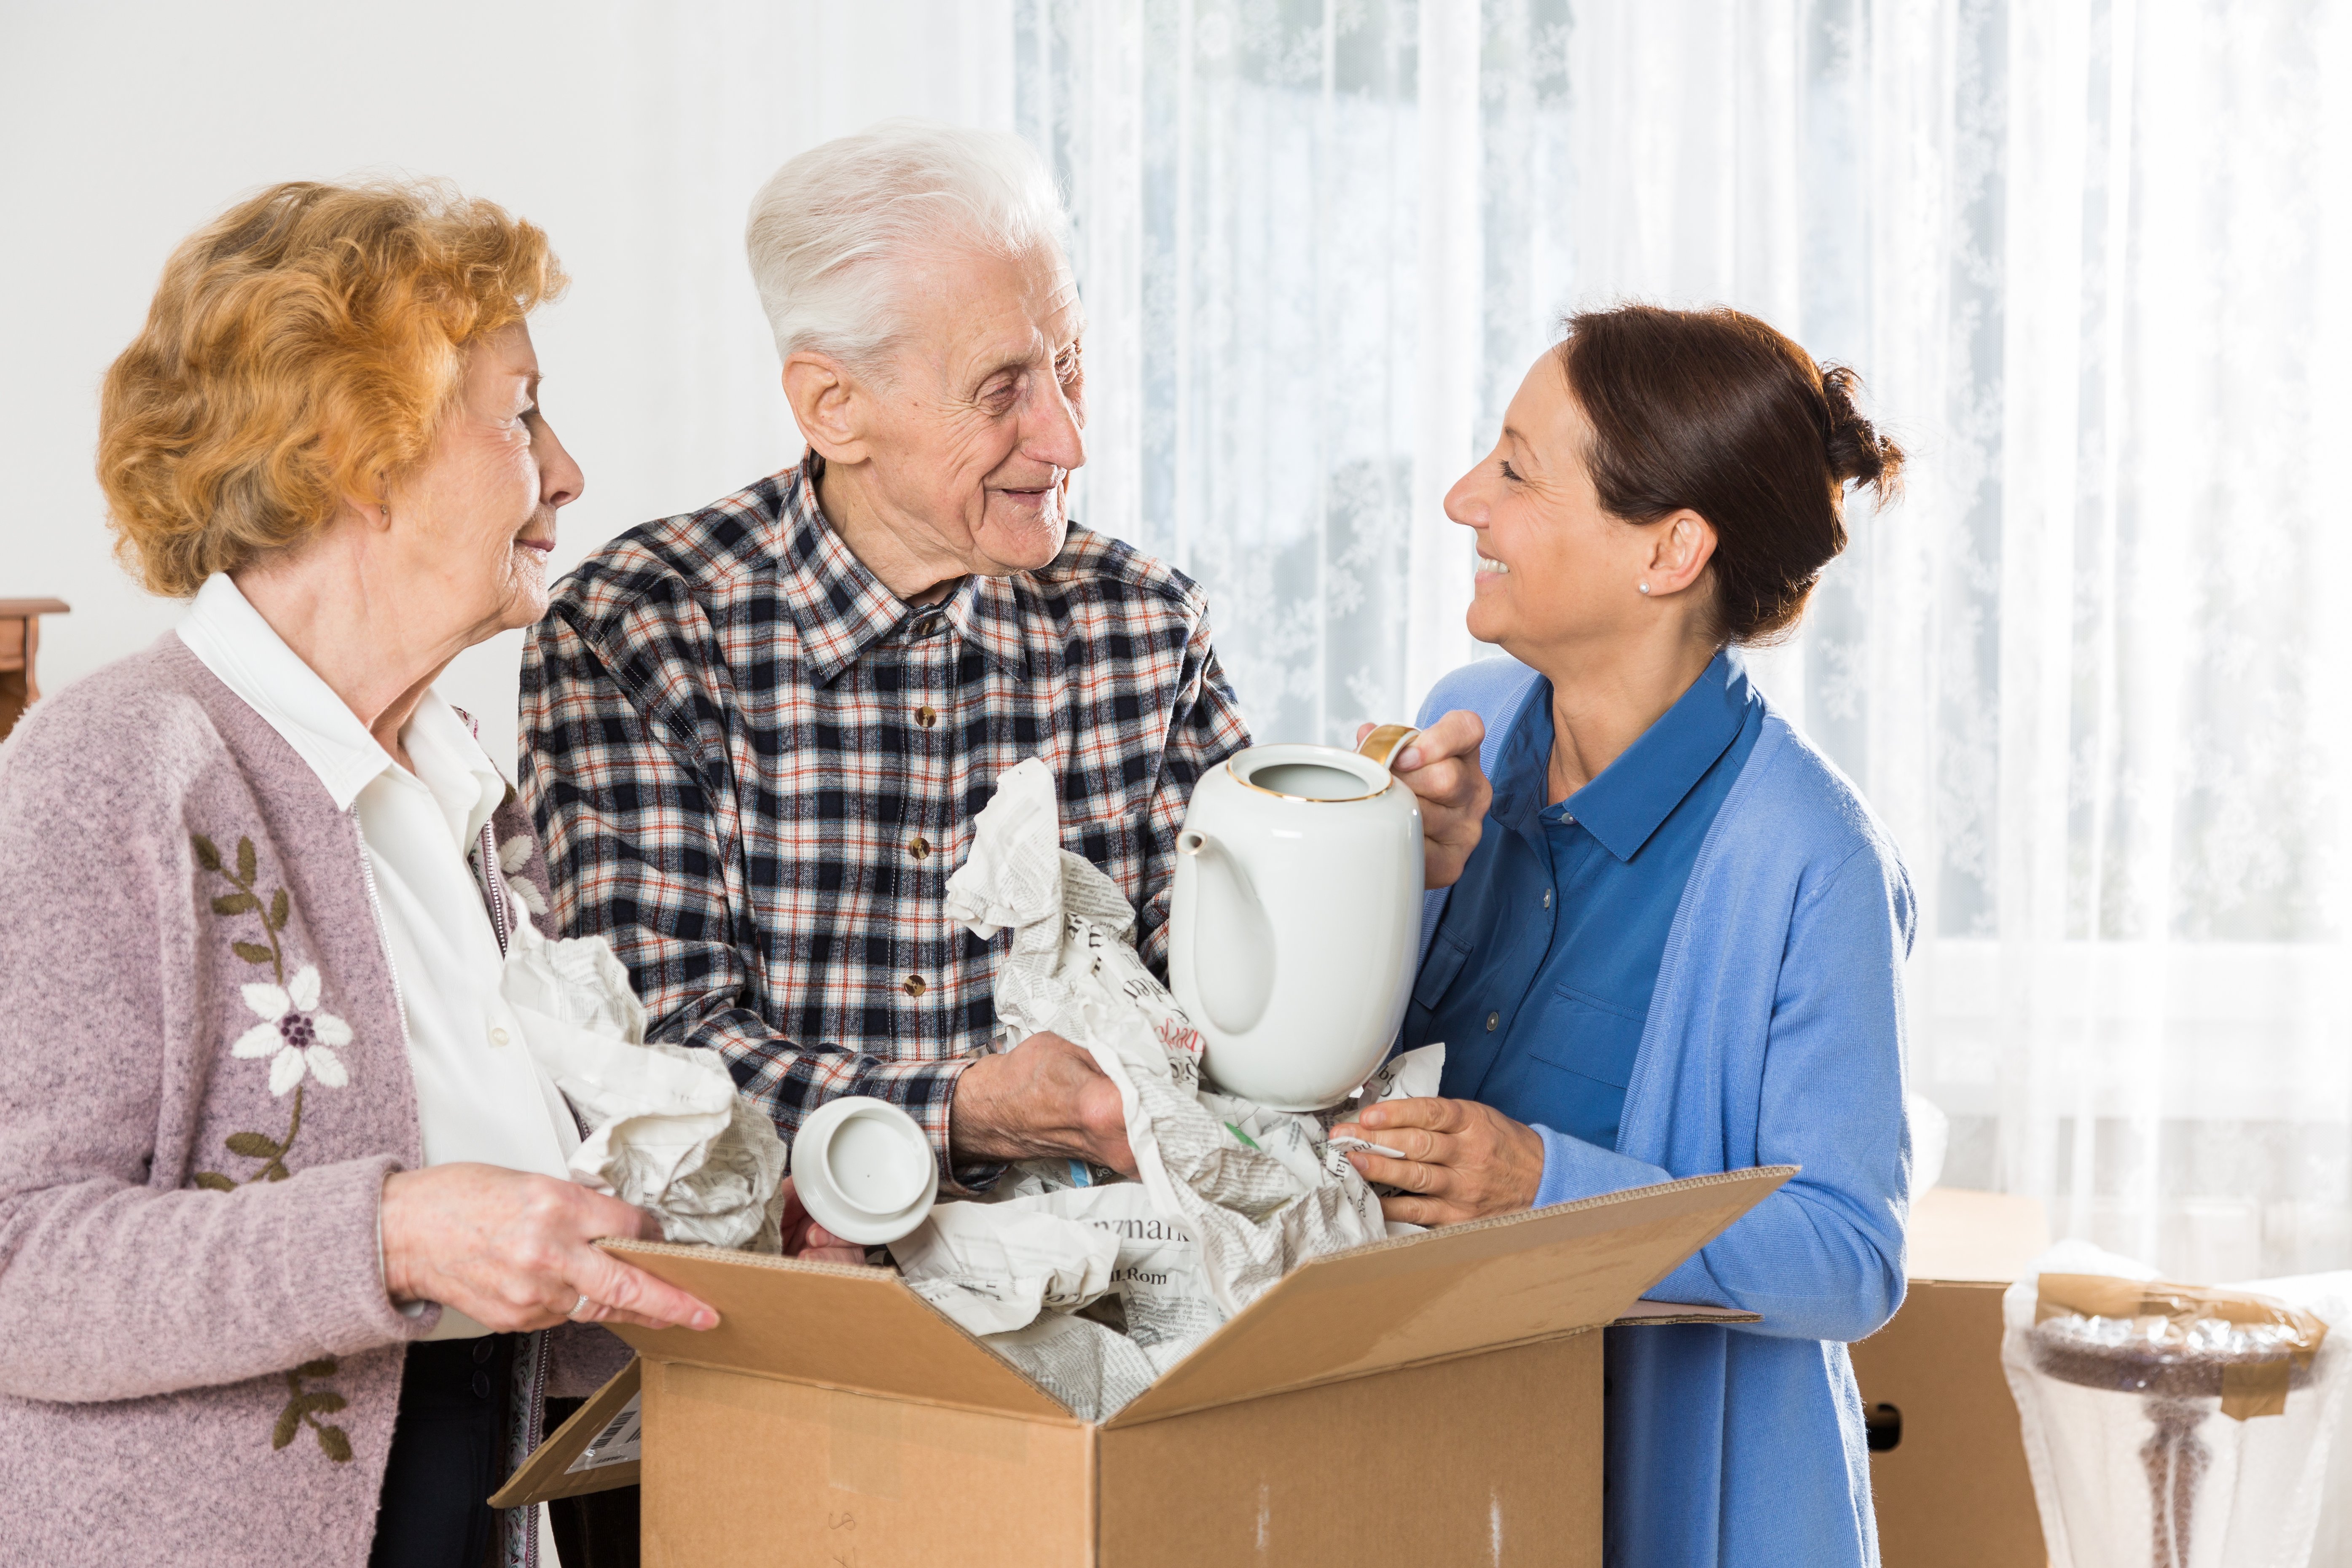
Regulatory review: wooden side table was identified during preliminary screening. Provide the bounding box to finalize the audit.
[0,599,70,741]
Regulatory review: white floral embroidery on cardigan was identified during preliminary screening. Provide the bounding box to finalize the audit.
[189,832,358,1465]
[233,967,352,1095]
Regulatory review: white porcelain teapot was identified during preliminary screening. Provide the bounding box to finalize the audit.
[1167,726,1425,1110]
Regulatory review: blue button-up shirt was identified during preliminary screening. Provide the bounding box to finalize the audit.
[1405,651,1764,1149]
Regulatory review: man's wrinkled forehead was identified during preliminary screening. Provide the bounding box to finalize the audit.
[1036,261,1085,340]
[903,246,1083,384]
[978,268,1077,373]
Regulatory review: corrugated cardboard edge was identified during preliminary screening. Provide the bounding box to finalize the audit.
[1307,1163,1796,1263]
[490,1356,641,1508]
[1611,1300,1763,1326]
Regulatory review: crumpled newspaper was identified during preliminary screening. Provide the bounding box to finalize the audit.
[894,757,1442,1417]
[886,1198,1119,1336]
[504,919,789,1251]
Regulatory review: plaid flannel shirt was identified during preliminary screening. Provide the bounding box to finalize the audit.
[520,461,1251,1190]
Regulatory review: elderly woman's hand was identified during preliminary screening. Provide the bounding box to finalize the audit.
[1361,711,1490,889]
[1329,1096,1545,1227]
[380,1164,719,1333]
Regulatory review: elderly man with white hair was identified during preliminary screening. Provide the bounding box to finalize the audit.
[521,121,1487,1225]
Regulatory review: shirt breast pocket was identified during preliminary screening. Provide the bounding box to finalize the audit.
[1527,985,1648,1091]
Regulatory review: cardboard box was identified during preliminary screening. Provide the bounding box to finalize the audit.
[1850,1187,2052,1568]
[491,1355,643,1509]
[507,1165,1788,1567]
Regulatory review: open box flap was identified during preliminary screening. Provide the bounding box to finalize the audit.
[599,1241,1072,1421]
[490,1357,643,1508]
[1101,1165,1792,1428]
[596,1166,1788,1429]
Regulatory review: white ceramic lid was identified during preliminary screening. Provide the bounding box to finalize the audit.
[792,1096,939,1246]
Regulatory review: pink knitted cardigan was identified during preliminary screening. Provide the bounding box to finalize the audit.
[0,635,624,1567]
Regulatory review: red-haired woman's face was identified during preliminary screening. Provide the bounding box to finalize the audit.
[1445,351,1714,665]
[384,323,585,646]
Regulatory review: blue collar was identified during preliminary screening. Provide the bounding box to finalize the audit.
[1490,649,1758,863]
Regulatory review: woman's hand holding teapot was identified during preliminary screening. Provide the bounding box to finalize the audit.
[1359,710,1489,889]
[1330,1096,1545,1225]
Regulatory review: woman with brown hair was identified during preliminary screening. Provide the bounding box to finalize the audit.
[0,181,724,1567]
[1332,305,1914,1566]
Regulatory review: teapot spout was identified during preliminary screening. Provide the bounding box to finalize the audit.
[1176,830,1277,1035]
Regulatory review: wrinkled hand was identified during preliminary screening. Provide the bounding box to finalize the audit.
[779,1176,870,1266]
[1361,710,1489,889]
[379,1163,718,1333]
[1329,1096,1544,1227]
[949,1031,1137,1176]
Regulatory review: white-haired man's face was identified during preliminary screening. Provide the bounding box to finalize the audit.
[785,246,1087,596]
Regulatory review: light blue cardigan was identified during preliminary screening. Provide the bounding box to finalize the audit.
[1417,654,1914,1568]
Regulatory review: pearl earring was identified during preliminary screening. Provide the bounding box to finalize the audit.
[1638,582,1651,595]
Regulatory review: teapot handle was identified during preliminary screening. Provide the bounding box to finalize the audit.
[1356,723,1423,771]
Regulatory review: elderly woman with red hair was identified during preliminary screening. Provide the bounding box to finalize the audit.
[0,182,720,1567]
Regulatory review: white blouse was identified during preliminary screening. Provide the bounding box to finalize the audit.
[180,574,580,1337]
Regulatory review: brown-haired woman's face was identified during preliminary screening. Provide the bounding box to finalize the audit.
[1446,351,1669,659]
[384,323,585,647]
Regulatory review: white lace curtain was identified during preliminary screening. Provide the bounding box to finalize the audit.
[1014,0,2352,1281]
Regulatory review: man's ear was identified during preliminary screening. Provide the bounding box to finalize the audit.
[1645,510,1718,596]
[781,351,873,464]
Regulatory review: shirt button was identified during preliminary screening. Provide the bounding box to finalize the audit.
[902,974,928,997]
[908,835,930,860]
[915,705,937,728]
[911,616,942,637]
[1543,889,1552,909]
[1485,1011,1501,1032]
[487,1025,510,1047]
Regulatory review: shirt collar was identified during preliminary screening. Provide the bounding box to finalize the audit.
[177,575,508,837]
[1491,648,1757,863]
[176,573,393,810]
[1488,677,1559,851]
[400,693,507,851]
[773,455,1030,684]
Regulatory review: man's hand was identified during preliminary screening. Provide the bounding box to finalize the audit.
[1361,710,1488,889]
[1328,1096,1544,1227]
[949,1031,1138,1175]
[779,1176,870,1266]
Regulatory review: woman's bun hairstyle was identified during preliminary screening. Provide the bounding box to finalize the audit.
[1555,305,1905,645]
[1820,362,1905,501]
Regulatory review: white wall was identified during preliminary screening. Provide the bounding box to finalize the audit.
[0,0,1012,771]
